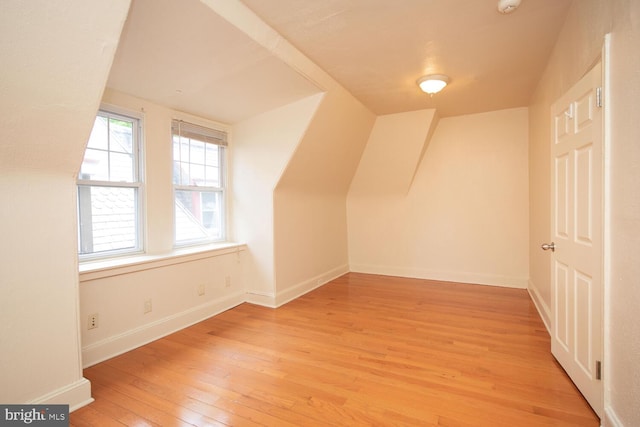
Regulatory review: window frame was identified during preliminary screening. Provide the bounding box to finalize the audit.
[77,106,145,260]
[171,119,227,247]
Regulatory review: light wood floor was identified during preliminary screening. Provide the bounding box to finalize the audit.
[71,273,599,426]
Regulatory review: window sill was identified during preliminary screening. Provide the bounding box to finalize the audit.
[79,242,246,282]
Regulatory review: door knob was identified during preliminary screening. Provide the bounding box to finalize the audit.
[541,242,555,252]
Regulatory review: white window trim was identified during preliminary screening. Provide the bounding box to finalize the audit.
[171,118,229,248]
[77,105,145,261]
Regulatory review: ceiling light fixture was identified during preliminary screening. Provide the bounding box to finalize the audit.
[497,0,522,14]
[417,74,449,95]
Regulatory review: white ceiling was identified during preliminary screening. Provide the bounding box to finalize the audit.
[108,0,572,122]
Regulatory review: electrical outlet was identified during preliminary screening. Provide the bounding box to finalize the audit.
[197,283,205,296]
[225,276,231,288]
[144,299,152,314]
[88,313,99,330]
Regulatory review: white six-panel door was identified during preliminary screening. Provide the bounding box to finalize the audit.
[549,62,603,417]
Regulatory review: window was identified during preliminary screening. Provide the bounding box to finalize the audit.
[77,109,143,258]
[172,120,227,245]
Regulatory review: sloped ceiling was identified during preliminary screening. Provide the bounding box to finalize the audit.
[108,0,572,122]
[0,0,131,171]
[107,0,322,123]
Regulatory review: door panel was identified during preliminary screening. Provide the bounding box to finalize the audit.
[575,144,593,244]
[574,270,592,374]
[555,155,569,238]
[554,260,570,351]
[550,62,603,417]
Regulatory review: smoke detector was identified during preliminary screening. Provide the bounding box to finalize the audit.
[497,0,522,14]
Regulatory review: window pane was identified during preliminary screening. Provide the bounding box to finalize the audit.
[172,137,182,185]
[180,137,190,163]
[109,117,133,154]
[177,161,190,185]
[87,116,108,150]
[204,165,219,187]
[172,161,181,185]
[190,139,206,165]
[190,162,206,186]
[175,190,222,243]
[172,136,181,161]
[80,113,137,183]
[78,186,138,255]
[80,148,108,181]
[205,144,218,167]
[110,152,134,182]
[172,138,179,159]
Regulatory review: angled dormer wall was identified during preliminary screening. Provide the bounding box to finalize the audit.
[273,88,376,304]
[233,93,326,303]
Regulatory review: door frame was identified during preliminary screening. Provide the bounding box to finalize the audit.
[601,32,612,424]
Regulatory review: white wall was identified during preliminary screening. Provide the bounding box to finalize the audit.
[528,0,640,424]
[348,108,530,288]
[608,2,640,423]
[0,0,131,409]
[80,247,246,367]
[0,173,89,407]
[233,93,325,304]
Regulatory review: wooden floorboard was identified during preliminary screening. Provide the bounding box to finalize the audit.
[71,273,599,426]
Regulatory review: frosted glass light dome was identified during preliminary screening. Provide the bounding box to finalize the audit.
[417,75,449,94]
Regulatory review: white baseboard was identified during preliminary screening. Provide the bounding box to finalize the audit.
[349,263,528,289]
[527,279,551,333]
[604,406,624,427]
[245,290,277,308]
[30,377,93,412]
[275,264,349,307]
[82,291,246,368]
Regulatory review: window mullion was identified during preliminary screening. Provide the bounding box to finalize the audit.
[77,180,141,189]
[174,185,222,192]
